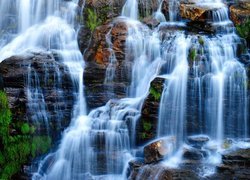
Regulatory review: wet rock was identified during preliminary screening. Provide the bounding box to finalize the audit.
[143,17,160,29]
[222,148,250,167]
[210,148,250,179]
[137,77,165,145]
[230,3,250,26]
[187,135,210,148]
[144,137,176,164]
[180,3,217,22]
[183,147,205,161]
[0,52,75,140]
[0,74,3,90]
[83,19,131,111]
[128,164,199,180]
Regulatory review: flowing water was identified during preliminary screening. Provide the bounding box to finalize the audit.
[0,0,249,179]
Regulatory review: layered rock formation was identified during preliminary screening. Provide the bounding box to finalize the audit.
[0,52,75,140]
[83,20,131,111]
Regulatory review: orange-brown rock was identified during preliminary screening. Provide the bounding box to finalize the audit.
[230,4,250,25]
[83,19,130,111]
[144,137,176,164]
[180,3,212,22]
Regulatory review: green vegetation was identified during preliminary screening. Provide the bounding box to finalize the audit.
[236,18,250,44]
[0,91,51,179]
[86,8,101,32]
[143,121,152,131]
[198,36,205,46]
[189,48,197,62]
[140,120,153,140]
[149,87,161,101]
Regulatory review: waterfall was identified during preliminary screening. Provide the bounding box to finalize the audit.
[158,33,191,150]
[0,0,249,179]
[121,0,138,20]
[154,0,166,23]
[0,0,86,132]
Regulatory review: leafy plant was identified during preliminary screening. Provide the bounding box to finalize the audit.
[189,48,197,62]
[150,87,161,101]
[143,121,152,131]
[0,91,51,179]
[86,8,101,32]
[236,18,250,43]
[21,123,30,134]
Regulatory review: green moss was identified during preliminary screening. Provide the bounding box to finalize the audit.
[0,91,51,179]
[189,48,197,62]
[86,8,101,32]
[31,136,51,158]
[149,87,161,101]
[21,123,30,134]
[236,18,250,42]
[198,36,205,46]
[143,121,152,131]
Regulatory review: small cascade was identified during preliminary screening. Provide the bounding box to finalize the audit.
[190,34,248,145]
[168,0,179,22]
[104,27,118,99]
[121,0,138,20]
[158,32,191,150]
[154,0,166,23]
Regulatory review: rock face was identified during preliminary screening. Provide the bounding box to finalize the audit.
[144,137,176,164]
[210,148,250,179]
[0,52,75,140]
[83,19,130,111]
[128,163,199,180]
[230,2,250,25]
[136,77,164,145]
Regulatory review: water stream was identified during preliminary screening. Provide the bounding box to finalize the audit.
[0,0,248,179]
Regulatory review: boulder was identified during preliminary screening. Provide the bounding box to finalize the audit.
[180,3,214,22]
[187,135,210,148]
[144,137,176,164]
[182,147,205,161]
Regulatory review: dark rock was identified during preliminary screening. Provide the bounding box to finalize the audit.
[0,52,75,140]
[183,147,204,161]
[136,77,165,145]
[128,164,199,180]
[144,137,176,164]
[187,135,210,148]
[143,17,160,28]
[222,148,250,167]
[0,74,3,90]
[83,19,131,111]
[210,148,250,179]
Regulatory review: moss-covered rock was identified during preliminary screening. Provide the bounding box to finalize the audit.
[0,91,52,179]
[136,77,165,145]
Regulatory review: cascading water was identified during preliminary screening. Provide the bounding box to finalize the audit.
[0,0,85,134]
[156,0,249,168]
[154,0,166,22]
[121,0,138,20]
[34,2,164,179]
[157,33,191,150]
[0,0,249,179]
